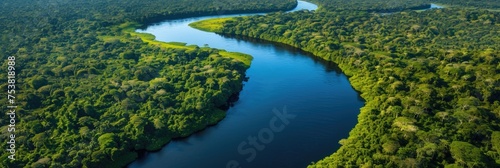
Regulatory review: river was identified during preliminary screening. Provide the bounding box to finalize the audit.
[129,1,364,168]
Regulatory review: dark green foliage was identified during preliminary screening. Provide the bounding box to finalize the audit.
[29,77,48,89]
[309,0,432,12]
[120,51,139,61]
[2,0,499,167]
[216,3,500,168]
[309,0,500,12]
[434,0,500,9]
[0,0,297,167]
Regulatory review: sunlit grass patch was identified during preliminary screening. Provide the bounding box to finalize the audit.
[189,17,235,32]
[100,21,253,67]
[219,50,253,67]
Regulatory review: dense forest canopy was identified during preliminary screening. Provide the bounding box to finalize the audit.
[2,0,500,167]
[191,0,500,167]
[0,0,297,57]
[307,0,500,12]
[0,0,297,167]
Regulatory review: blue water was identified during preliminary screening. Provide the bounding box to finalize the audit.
[430,3,444,9]
[379,3,445,16]
[129,1,364,168]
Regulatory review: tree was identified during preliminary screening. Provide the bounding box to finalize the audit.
[120,51,140,61]
[30,76,48,89]
[382,140,400,154]
[98,133,118,149]
[450,141,485,167]
[121,98,138,111]
[491,131,500,153]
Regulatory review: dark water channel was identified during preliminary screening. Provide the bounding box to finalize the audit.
[129,1,365,167]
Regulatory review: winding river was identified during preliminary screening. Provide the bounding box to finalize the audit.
[129,1,363,168]
[128,1,448,167]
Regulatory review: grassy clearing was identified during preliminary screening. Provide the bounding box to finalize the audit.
[118,22,193,49]
[98,22,252,66]
[189,17,235,32]
[219,51,253,67]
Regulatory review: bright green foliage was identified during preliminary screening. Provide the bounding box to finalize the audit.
[213,1,500,167]
[190,18,236,32]
[98,133,118,149]
[0,0,297,167]
[492,132,500,153]
[2,0,500,167]
[308,0,500,12]
[450,141,486,167]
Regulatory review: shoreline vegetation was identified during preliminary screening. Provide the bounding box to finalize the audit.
[113,22,253,67]
[0,0,297,167]
[189,18,236,32]
[135,2,299,29]
[1,0,499,167]
[190,0,500,167]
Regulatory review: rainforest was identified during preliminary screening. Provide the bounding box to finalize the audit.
[1,0,500,167]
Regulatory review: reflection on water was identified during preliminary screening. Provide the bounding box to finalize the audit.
[129,1,363,168]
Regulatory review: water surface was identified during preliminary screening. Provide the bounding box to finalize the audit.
[130,1,364,168]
